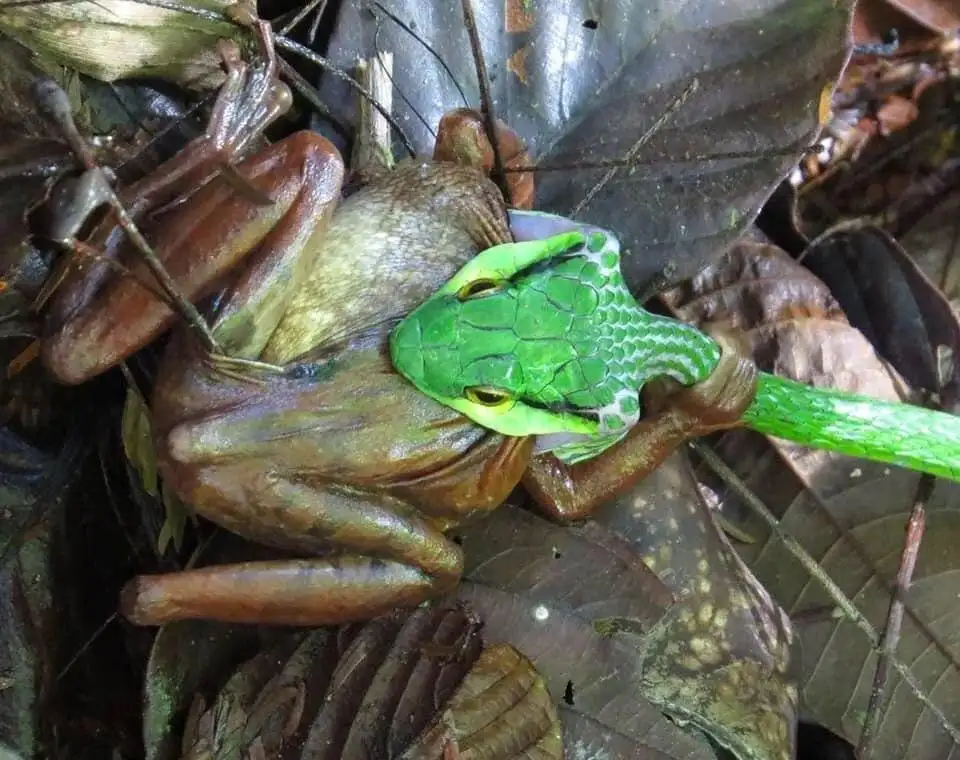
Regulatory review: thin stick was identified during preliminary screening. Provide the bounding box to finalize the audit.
[856,502,926,759]
[32,79,220,352]
[276,0,327,37]
[690,440,960,744]
[572,78,699,218]
[459,0,510,203]
[352,50,395,173]
[56,612,119,682]
[503,144,822,174]
[273,34,416,157]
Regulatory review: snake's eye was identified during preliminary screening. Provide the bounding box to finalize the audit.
[464,386,513,406]
[457,278,503,301]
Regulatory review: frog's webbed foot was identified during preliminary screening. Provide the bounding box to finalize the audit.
[643,325,759,437]
[129,20,292,216]
[202,21,291,167]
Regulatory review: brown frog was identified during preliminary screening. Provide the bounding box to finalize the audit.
[40,22,756,629]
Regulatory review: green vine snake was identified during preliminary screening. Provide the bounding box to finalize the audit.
[389,211,960,483]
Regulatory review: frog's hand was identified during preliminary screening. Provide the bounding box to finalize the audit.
[523,337,757,522]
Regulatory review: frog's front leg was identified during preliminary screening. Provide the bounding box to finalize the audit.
[121,461,462,627]
[523,331,759,521]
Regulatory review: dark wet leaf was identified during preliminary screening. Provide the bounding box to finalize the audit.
[143,503,756,760]
[0,426,83,561]
[0,0,242,91]
[453,501,795,760]
[557,707,698,760]
[567,459,798,760]
[0,427,87,757]
[660,239,960,759]
[800,223,960,404]
[449,580,718,760]
[0,522,52,760]
[144,621,287,760]
[318,0,850,289]
[456,502,674,629]
[898,189,960,304]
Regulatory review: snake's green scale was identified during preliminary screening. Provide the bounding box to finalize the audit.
[390,216,960,482]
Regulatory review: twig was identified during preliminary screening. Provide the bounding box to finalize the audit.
[273,34,416,158]
[459,0,510,203]
[32,79,220,353]
[571,78,699,218]
[352,50,395,173]
[856,501,926,759]
[276,0,327,37]
[690,440,960,744]
[56,612,120,682]
[503,144,821,174]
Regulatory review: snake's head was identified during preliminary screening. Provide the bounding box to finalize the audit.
[390,223,637,456]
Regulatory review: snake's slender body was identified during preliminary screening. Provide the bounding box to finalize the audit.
[744,374,960,480]
[390,216,960,483]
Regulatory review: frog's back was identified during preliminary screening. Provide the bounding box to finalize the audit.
[262,161,511,365]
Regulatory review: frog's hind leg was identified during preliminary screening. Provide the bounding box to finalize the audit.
[39,20,302,384]
[119,466,462,627]
[42,130,346,384]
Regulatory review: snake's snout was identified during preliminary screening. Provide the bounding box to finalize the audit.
[390,296,469,400]
[389,313,426,385]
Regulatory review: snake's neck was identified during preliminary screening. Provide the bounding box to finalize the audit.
[626,307,721,389]
[538,246,722,392]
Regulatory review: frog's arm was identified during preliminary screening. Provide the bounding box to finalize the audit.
[524,332,757,521]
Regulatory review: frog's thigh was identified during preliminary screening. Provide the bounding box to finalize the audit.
[43,131,344,384]
[209,131,347,358]
[121,475,462,626]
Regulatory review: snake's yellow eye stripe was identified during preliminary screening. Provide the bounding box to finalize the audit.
[457,278,504,300]
[464,385,513,406]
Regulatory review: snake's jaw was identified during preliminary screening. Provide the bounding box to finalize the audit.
[439,396,600,438]
[391,310,600,439]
